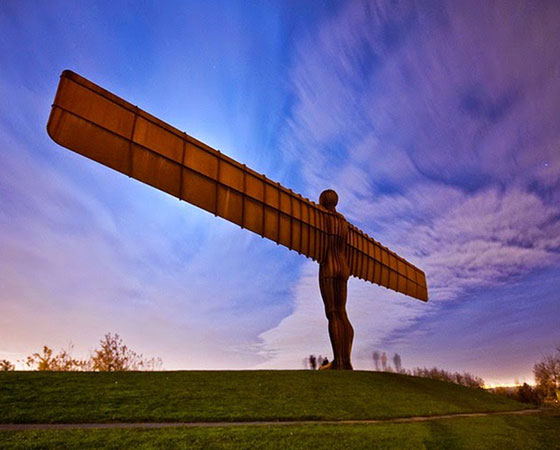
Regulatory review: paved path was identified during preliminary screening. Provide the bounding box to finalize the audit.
[0,409,542,431]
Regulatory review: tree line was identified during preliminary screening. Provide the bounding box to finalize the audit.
[372,351,485,389]
[304,346,560,401]
[0,333,162,371]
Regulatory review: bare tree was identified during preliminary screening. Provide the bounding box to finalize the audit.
[533,347,560,403]
[26,346,55,370]
[91,333,140,371]
[26,345,87,371]
[90,333,161,371]
[0,359,15,371]
[24,334,162,372]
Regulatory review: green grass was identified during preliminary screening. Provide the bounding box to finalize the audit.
[1,414,559,449]
[0,370,527,424]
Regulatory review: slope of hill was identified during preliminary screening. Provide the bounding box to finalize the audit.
[0,370,529,424]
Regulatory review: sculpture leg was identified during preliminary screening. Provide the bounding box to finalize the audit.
[319,276,354,370]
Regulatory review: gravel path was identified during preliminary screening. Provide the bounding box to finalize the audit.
[0,409,542,431]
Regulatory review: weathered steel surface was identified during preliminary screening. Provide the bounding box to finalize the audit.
[47,70,428,301]
[318,189,353,370]
[47,70,428,302]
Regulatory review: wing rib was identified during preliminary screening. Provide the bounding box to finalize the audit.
[346,224,428,301]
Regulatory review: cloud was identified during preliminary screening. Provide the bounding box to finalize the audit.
[0,123,299,369]
[0,1,298,370]
[282,0,560,189]
[256,0,560,369]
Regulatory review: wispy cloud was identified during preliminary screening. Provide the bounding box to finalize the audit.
[0,1,297,369]
[0,128,303,368]
[257,0,560,371]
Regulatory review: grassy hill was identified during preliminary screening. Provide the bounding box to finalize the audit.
[3,371,559,449]
[0,370,528,424]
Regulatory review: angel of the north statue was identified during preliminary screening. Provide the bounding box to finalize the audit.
[47,70,428,370]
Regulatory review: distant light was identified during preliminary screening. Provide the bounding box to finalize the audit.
[484,381,535,389]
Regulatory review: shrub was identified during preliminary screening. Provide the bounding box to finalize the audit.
[0,359,15,371]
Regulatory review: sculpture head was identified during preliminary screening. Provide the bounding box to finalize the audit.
[319,189,338,212]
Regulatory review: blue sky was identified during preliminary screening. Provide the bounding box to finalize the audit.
[1,0,559,385]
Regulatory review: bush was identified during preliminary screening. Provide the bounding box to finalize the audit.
[26,345,87,371]
[0,359,15,371]
[410,367,485,389]
[90,333,162,371]
[24,334,162,372]
[491,383,542,405]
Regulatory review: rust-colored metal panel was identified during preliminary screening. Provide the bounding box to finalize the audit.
[309,225,318,262]
[388,268,398,291]
[360,235,367,280]
[131,144,181,198]
[54,75,135,140]
[354,232,361,280]
[397,271,407,294]
[133,116,183,164]
[292,197,302,221]
[406,264,418,299]
[388,254,397,271]
[367,240,375,281]
[373,244,381,284]
[219,160,244,192]
[373,259,381,286]
[217,186,243,226]
[265,182,279,209]
[315,209,324,262]
[279,191,290,214]
[358,236,365,280]
[47,107,132,175]
[246,173,264,201]
[292,219,302,254]
[356,232,363,279]
[344,227,428,301]
[47,70,428,302]
[243,198,264,236]
[184,141,218,179]
[278,213,291,249]
[351,229,359,278]
[182,168,217,214]
[263,206,279,243]
[300,223,310,258]
[301,201,309,223]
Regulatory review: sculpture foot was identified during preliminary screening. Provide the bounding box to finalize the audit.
[318,361,353,370]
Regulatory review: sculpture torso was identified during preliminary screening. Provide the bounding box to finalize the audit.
[319,211,350,280]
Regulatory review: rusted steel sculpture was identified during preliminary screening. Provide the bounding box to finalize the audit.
[318,189,353,370]
[47,70,428,370]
